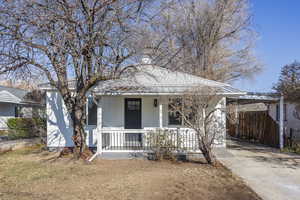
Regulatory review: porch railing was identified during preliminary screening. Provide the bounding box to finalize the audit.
[100,128,199,152]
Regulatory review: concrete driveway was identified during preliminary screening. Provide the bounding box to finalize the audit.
[216,139,300,200]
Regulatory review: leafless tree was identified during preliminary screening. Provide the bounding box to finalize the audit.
[0,0,154,159]
[142,0,260,82]
[169,87,225,165]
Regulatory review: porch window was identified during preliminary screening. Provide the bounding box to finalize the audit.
[87,97,97,126]
[168,98,182,125]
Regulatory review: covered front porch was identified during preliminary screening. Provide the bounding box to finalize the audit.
[86,95,203,153]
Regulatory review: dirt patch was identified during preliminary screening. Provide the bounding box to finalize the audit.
[0,146,261,200]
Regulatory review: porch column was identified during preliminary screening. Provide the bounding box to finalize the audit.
[159,99,163,129]
[279,95,284,149]
[97,98,102,154]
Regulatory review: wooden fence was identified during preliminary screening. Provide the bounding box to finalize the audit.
[227,111,279,148]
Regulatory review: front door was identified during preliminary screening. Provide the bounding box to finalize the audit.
[125,98,142,129]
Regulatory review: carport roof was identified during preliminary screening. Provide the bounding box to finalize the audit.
[227,93,280,105]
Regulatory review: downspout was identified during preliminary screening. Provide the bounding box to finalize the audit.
[88,95,102,162]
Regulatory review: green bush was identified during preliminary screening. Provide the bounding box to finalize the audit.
[6,118,46,140]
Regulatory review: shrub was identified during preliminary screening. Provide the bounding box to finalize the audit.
[6,118,46,140]
[146,129,184,161]
[0,130,8,136]
[283,143,300,155]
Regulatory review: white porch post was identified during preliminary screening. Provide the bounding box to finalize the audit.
[97,98,103,154]
[279,95,284,149]
[159,99,163,129]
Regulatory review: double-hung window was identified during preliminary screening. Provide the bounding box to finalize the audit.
[168,98,182,125]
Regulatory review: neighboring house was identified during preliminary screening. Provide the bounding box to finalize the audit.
[268,101,300,135]
[0,86,41,130]
[40,62,245,154]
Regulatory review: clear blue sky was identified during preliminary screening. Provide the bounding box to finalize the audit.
[233,0,300,92]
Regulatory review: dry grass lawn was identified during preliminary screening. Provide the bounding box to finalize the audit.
[0,145,261,200]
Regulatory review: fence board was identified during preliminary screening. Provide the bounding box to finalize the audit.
[227,111,279,148]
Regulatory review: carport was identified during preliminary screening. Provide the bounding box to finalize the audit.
[227,93,285,149]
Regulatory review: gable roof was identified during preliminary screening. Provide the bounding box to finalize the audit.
[39,65,245,96]
[0,86,27,104]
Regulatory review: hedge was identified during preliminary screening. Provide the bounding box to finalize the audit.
[6,118,46,140]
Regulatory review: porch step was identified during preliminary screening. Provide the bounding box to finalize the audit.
[98,152,147,160]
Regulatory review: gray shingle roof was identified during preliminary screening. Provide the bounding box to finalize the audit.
[0,86,27,104]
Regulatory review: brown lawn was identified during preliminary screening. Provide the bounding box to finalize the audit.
[0,145,261,200]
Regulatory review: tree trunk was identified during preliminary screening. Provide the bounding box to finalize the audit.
[71,101,90,159]
[201,146,216,165]
[198,136,217,165]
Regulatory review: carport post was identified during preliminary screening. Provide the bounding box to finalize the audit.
[279,95,284,149]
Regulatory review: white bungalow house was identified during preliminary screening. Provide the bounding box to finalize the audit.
[40,62,245,155]
[0,86,41,130]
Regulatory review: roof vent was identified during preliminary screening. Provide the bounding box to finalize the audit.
[141,56,152,64]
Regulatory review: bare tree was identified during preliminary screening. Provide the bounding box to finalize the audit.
[143,0,260,82]
[0,0,154,159]
[169,87,225,165]
[274,61,300,103]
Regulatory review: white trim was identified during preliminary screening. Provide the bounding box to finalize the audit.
[93,92,246,96]
[88,97,102,162]
[101,150,202,153]
[97,98,103,154]
[159,102,163,128]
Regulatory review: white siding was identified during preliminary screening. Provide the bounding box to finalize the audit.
[46,93,226,147]
[269,103,300,133]
[46,91,74,147]
[102,96,160,128]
